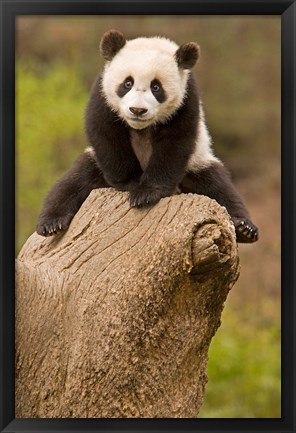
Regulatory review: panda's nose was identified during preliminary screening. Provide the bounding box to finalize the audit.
[129,107,148,117]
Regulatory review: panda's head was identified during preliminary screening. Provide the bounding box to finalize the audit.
[100,30,199,130]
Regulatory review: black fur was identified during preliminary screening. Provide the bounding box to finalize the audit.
[180,164,259,243]
[175,43,200,70]
[37,35,259,243]
[150,79,167,103]
[99,30,126,61]
[116,76,134,98]
[85,76,143,189]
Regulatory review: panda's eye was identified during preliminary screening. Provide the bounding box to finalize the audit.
[151,83,160,92]
[117,77,134,98]
[150,79,166,103]
[124,79,133,89]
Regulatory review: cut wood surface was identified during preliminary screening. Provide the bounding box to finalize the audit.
[16,188,240,418]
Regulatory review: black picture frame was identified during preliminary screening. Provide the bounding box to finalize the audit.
[0,0,295,432]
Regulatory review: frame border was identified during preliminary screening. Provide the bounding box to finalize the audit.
[1,1,295,432]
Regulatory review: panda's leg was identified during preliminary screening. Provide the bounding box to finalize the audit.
[36,149,109,237]
[180,162,259,243]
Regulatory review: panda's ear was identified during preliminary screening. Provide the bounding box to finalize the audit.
[100,30,126,61]
[175,42,200,70]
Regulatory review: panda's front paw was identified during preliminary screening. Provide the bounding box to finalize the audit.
[36,213,74,237]
[232,217,259,243]
[129,185,169,208]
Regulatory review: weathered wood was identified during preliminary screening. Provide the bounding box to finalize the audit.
[16,188,239,418]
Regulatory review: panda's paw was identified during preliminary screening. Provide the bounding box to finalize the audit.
[232,217,259,243]
[129,185,169,208]
[36,214,73,237]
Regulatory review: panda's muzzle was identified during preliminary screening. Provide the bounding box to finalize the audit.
[129,107,148,117]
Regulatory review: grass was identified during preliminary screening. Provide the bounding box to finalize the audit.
[198,301,281,418]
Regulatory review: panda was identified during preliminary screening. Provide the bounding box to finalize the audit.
[36,29,259,243]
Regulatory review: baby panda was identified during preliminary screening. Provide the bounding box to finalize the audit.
[37,29,259,243]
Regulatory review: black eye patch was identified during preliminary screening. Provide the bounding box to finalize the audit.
[150,79,166,103]
[116,76,134,98]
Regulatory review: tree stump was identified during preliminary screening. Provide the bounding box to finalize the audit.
[16,188,240,418]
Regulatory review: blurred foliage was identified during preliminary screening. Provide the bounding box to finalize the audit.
[15,16,281,418]
[16,62,87,249]
[199,301,281,418]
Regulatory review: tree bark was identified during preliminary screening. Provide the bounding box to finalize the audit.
[16,188,240,418]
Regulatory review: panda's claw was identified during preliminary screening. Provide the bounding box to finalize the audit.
[36,213,74,237]
[129,186,170,209]
[232,217,259,243]
[130,198,137,208]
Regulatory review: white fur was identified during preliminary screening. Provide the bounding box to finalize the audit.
[187,105,221,171]
[84,146,96,158]
[102,36,189,129]
[119,87,160,130]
